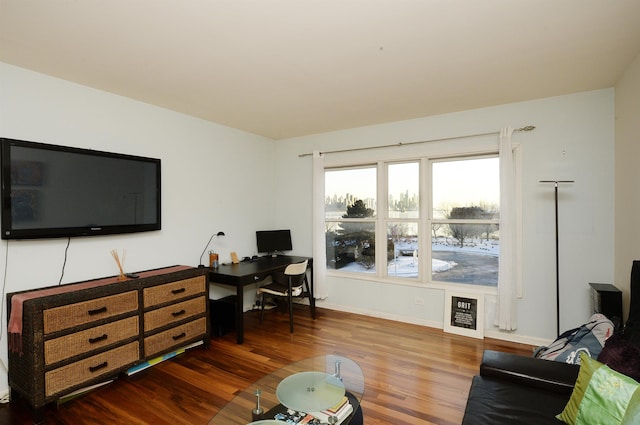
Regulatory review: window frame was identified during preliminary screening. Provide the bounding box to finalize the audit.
[324,164,378,273]
[383,160,422,281]
[320,140,521,296]
[428,154,500,286]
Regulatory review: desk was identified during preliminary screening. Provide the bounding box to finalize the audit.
[208,255,313,343]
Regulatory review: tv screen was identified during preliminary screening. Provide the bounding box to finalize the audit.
[256,229,292,254]
[1,138,161,240]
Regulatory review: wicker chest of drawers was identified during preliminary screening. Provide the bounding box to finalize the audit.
[7,265,209,412]
[142,274,208,357]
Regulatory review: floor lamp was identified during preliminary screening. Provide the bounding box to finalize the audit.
[540,180,574,337]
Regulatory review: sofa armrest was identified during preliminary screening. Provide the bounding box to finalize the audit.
[480,350,580,394]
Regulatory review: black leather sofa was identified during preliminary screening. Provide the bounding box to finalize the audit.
[461,350,580,425]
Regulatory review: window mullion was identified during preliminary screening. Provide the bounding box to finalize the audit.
[423,157,432,281]
[377,161,386,277]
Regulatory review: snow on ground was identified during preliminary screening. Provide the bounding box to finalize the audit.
[335,237,499,275]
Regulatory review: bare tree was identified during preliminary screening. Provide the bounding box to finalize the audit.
[478,201,499,241]
[447,206,485,247]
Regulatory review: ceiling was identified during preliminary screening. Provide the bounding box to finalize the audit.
[2,1,640,140]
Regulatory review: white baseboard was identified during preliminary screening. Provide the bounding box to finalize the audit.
[317,301,552,347]
[483,329,552,348]
[317,301,442,329]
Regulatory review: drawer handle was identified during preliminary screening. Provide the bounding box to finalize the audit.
[172,309,186,317]
[88,334,108,344]
[89,362,108,373]
[172,288,186,295]
[172,332,186,341]
[88,306,107,315]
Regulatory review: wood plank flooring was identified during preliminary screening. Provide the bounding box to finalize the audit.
[1,305,534,425]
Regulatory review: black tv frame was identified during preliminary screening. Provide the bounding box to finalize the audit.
[0,137,161,240]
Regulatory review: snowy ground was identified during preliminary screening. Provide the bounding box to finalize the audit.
[336,237,499,277]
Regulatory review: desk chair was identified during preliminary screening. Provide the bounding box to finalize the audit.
[257,259,315,333]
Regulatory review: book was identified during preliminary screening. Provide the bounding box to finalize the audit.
[297,413,315,424]
[57,379,115,405]
[325,396,349,414]
[309,399,353,424]
[125,340,203,376]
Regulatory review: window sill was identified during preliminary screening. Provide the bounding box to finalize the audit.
[325,269,499,295]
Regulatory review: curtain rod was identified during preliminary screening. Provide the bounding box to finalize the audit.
[298,125,535,158]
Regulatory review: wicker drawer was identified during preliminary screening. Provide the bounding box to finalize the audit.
[143,276,206,307]
[144,317,206,357]
[144,296,206,332]
[43,291,138,334]
[8,266,208,411]
[44,316,139,366]
[45,341,139,397]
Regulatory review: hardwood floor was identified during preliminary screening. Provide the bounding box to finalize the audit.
[1,305,534,425]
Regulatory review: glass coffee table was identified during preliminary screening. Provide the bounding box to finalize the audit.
[208,355,365,425]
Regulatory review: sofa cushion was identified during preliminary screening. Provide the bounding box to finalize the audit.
[557,353,640,425]
[597,333,640,382]
[462,375,568,425]
[480,350,579,393]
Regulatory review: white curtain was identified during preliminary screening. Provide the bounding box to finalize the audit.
[496,126,518,330]
[312,151,328,299]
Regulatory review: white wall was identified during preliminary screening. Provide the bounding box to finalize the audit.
[615,52,640,317]
[0,63,276,394]
[0,61,621,396]
[275,89,616,346]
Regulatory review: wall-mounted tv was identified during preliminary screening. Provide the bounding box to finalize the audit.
[1,138,161,240]
[256,229,292,255]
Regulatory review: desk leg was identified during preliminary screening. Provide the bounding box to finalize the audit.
[236,286,244,344]
[309,267,316,319]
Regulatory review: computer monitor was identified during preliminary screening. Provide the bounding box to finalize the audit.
[256,229,292,255]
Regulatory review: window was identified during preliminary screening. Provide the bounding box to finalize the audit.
[325,167,377,272]
[323,154,500,287]
[431,157,499,286]
[387,162,419,279]
[387,221,419,278]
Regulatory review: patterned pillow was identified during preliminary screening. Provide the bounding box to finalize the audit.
[557,352,640,424]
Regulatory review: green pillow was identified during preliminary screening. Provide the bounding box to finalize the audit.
[557,352,640,425]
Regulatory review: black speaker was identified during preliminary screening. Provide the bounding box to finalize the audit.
[625,261,640,345]
[589,282,623,329]
[629,261,640,324]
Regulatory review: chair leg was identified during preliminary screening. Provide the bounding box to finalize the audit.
[260,293,266,323]
[304,276,316,320]
[288,292,295,333]
[288,277,294,333]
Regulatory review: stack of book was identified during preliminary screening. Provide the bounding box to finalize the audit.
[308,396,353,424]
[125,340,203,376]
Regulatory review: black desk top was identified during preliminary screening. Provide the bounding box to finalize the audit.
[208,255,311,286]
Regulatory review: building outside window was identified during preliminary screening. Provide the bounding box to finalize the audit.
[324,154,500,287]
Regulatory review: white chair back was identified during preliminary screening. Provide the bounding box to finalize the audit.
[284,260,308,276]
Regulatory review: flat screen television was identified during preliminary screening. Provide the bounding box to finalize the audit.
[256,229,292,255]
[0,138,161,240]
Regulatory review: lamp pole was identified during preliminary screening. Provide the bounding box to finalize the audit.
[540,180,574,337]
